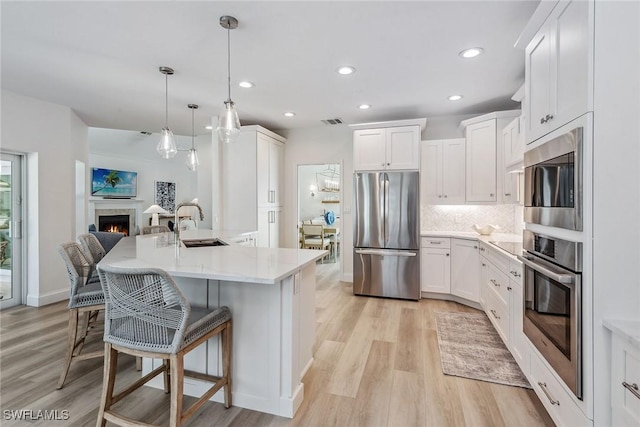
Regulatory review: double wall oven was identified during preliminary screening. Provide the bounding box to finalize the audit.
[521,124,585,400]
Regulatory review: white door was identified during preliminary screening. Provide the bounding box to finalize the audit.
[353,128,386,171]
[465,119,497,202]
[386,126,420,170]
[441,138,466,203]
[420,140,442,204]
[420,248,450,293]
[450,239,480,302]
[0,153,24,309]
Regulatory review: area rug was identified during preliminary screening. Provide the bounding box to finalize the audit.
[435,311,531,389]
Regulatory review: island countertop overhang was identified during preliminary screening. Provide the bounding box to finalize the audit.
[99,233,326,284]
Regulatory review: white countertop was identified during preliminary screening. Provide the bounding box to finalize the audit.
[603,319,640,351]
[99,232,326,284]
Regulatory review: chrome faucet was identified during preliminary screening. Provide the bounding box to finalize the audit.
[174,202,204,239]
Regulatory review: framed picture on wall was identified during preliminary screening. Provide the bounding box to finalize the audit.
[155,181,176,213]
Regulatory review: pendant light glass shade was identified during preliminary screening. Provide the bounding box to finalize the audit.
[217,100,241,144]
[186,148,199,171]
[216,16,241,144]
[157,66,177,158]
[157,127,177,159]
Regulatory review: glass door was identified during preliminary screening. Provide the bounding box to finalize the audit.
[0,153,23,309]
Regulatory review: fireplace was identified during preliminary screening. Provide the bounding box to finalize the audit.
[98,214,130,236]
[95,208,136,236]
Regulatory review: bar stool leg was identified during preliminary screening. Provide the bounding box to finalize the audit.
[169,354,184,427]
[57,309,79,389]
[223,321,232,408]
[96,344,118,427]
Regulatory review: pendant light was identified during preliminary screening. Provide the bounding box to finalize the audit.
[186,104,200,171]
[157,66,177,159]
[216,15,241,144]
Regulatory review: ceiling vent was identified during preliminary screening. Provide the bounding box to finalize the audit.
[321,118,344,125]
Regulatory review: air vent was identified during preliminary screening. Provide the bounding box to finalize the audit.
[140,131,152,136]
[321,118,344,125]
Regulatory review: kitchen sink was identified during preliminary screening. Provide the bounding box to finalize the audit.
[182,238,229,248]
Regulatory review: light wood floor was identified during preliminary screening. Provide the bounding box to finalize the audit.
[0,263,555,426]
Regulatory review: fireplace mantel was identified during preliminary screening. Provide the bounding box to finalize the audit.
[89,198,146,205]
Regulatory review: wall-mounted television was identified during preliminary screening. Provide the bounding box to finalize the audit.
[91,168,138,198]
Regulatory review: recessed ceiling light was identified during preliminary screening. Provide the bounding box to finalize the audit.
[284,112,296,117]
[358,104,371,110]
[238,81,254,88]
[337,66,356,75]
[204,125,213,130]
[459,47,484,58]
[448,95,463,101]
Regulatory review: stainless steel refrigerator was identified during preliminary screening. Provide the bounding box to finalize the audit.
[353,171,420,300]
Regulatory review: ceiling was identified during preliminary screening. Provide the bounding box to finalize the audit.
[1,1,539,136]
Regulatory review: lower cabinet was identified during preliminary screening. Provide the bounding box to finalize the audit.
[610,327,640,426]
[450,238,480,303]
[509,259,527,371]
[420,237,451,293]
[530,348,592,427]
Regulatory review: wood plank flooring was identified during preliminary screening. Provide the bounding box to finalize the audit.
[0,264,555,426]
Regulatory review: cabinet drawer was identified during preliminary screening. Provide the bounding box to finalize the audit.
[612,334,640,425]
[509,259,523,286]
[479,242,511,272]
[530,349,591,427]
[486,261,511,305]
[484,285,509,346]
[421,237,450,249]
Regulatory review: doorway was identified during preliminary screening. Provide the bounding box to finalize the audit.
[0,152,24,309]
[297,164,341,266]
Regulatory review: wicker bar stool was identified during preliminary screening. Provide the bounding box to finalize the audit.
[56,241,105,389]
[96,265,232,427]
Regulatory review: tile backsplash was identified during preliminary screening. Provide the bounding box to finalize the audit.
[421,204,517,234]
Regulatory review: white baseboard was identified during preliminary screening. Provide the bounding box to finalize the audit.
[26,288,68,307]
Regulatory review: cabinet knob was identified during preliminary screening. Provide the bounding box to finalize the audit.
[540,117,546,124]
[546,114,554,122]
[505,193,511,196]
[507,286,512,291]
[481,262,486,267]
[444,195,447,198]
[446,253,450,257]
[438,195,442,198]
[490,193,494,197]
[474,246,478,249]
[387,163,390,166]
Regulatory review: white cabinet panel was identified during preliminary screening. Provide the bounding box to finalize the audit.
[420,138,465,204]
[354,125,420,171]
[612,333,640,426]
[525,0,591,144]
[509,260,527,372]
[465,119,497,202]
[258,207,281,248]
[421,247,451,294]
[501,118,521,204]
[450,238,480,303]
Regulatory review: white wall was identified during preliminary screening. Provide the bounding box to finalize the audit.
[1,90,88,306]
[279,125,353,281]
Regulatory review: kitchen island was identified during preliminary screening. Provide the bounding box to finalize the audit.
[99,231,326,418]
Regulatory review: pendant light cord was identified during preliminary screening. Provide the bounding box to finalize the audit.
[191,107,196,149]
[227,25,231,101]
[165,73,169,127]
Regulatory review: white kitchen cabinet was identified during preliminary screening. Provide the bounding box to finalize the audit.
[420,237,451,294]
[222,125,285,248]
[257,207,281,248]
[501,117,522,204]
[257,132,284,207]
[465,119,497,202]
[525,0,591,144]
[508,259,527,372]
[420,138,465,204]
[607,322,640,427]
[450,238,480,303]
[354,125,420,171]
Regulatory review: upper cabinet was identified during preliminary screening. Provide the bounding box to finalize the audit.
[351,119,426,171]
[501,117,523,204]
[421,138,466,204]
[461,111,521,204]
[256,132,284,207]
[525,0,592,144]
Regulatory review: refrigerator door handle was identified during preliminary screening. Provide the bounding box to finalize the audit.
[355,249,417,257]
[384,172,389,246]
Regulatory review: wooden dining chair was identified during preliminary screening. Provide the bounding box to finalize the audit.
[301,224,331,263]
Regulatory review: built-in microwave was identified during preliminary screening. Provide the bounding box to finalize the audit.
[524,127,583,231]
